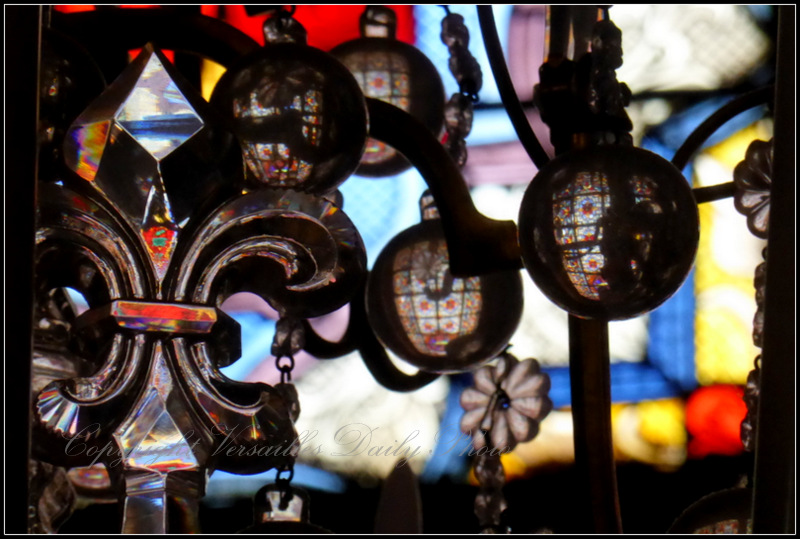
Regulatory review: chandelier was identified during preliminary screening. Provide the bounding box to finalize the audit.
[4,4,794,534]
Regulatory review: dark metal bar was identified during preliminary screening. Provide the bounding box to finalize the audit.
[350,281,439,392]
[692,181,736,204]
[477,5,551,170]
[366,98,522,276]
[751,5,796,534]
[671,86,773,173]
[300,318,359,359]
[52,7,260,81]
[568,316,623,533]
[4,5,41,533]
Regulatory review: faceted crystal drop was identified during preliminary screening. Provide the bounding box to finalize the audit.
[64,44,239,293]
[114,342,198,473]
[115,54,203,161]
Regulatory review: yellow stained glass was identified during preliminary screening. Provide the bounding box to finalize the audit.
[693,121,771,386]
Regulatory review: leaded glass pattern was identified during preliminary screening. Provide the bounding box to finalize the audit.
[238,89,321,186]
[392,240,482,356]
[552,171,612,300]
[340,50,411,164]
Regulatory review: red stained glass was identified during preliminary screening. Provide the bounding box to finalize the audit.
[685,385,747,458]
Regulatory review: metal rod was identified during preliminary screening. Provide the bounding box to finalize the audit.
[568,316,623,533]
[52,7,260,80]
[476,5,551,170]
[366,98,522,276]
[692,181,736,204]
[350,281,440,392]
[751,5,796,534]
[5,5,41,533]
[671,86,773,173]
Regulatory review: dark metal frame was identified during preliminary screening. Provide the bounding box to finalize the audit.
[5,4,795,534]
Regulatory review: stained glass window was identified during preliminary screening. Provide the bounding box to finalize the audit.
[392,240,482,356]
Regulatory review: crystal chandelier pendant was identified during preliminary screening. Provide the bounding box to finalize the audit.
[211,14,368,194]
[365,193,523,373]
[239,484,331,534]
[62,44,241,296]
[517,145,699,320]
[331,6,445,178]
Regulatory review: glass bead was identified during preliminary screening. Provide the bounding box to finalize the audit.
[332,34,445,178]
[366,210,523,373]
[211,42,368,194]
[518,145,699,320]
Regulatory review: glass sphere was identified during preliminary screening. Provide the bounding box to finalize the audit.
[211,42,368,194]
[331,38,444,178]
[518,145,699,320]
[366,198,523,373]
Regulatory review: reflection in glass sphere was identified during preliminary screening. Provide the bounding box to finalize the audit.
[331,39,444,177]
[367,197,523,373]
[211,43,368,194]
[518,145,699,320]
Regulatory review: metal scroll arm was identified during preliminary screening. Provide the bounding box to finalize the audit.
[366,98,521,277]
[300,281,440,393]
[52,7,260,80]
[477,5,551,170]
[670,85,774,204]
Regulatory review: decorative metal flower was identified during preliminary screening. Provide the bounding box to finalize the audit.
[733,138,773,239]
[460,352,552,452]
[740,355,761,452]
[752,255,767,348]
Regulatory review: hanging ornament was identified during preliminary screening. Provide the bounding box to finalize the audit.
[238,318,328,534]
[439,8,482,168]
[459,352,552,533]
[331,6,444,177]
[211,10,368,194]
[668,487,752,534]
[239,475,331,534]
[460,352,553,452]
[517,145,699,320]
[365,192,523,373]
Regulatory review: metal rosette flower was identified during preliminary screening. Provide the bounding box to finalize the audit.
[733,138,773,239]
[460,352,553,452]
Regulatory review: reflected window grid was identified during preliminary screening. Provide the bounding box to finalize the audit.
[344,51,411,164]
[553,172,611,300]
[392,241,481,356]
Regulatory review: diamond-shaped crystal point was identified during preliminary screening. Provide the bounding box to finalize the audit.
[114,342,198,473]
[63,45,223,290]
[141,186,179,282]
[115,54,203,161]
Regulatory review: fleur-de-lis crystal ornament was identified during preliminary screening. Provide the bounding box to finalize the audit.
[35,44,366,533]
